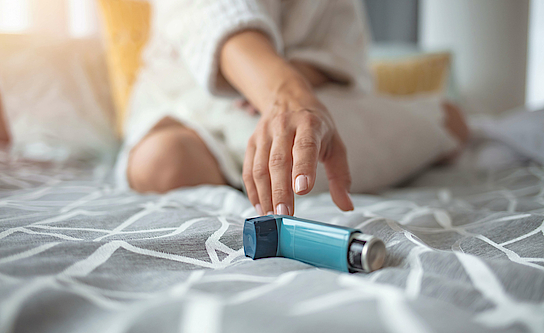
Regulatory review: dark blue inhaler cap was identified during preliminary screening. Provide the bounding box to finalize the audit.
[243,216,278,259]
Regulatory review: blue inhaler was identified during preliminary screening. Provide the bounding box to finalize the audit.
[243,215,386,273]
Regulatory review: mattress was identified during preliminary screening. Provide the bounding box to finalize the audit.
[0,144,543,333]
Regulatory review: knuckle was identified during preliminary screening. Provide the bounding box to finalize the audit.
[269,152,289,169]
[252,163,269,179]
[255,132,271,147]
[293,160,315,172]
[251,132,261,143]
[343,177,352,189]
[329,174,351,186]
[330,172,352,185]
[296,136,319,152]
[304,112,322,130]
[273,113,289,130]
[342,172,352,185]
[242,170,253,182]
[272,187,289,200]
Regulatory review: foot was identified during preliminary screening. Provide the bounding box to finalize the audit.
[443,101,469,145]
[439,101,470,162]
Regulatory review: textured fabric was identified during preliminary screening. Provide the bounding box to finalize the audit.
[151,0,283,96]
[149,0,373,95]
[1,142,543,332]
[281,0,373,91]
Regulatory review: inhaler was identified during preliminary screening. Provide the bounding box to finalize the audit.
[243,215,386,273]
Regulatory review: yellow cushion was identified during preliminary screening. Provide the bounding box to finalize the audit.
[370,52,451,96]
[97,0,151,135]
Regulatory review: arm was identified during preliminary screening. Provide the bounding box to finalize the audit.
[220,31,353,215]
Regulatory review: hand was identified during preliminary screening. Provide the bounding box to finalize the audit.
[242,85,354,216]
[235,60,330,116]
[219,30,353,215]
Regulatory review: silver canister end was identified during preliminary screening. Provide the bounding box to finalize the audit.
[348,233,386,273]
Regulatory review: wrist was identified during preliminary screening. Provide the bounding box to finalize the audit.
[262,67,319,115]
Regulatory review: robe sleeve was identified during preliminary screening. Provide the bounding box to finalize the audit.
[154,0,283,96]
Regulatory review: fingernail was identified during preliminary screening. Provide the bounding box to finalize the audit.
[295,175,308,193]
[347,192,354,211]
[267,211,274,216]
[255,204,264,215]
[276,203,289,215]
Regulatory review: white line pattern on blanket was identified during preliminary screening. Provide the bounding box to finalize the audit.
[0,150,543,332]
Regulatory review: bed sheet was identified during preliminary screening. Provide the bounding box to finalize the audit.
[0,147,543,333]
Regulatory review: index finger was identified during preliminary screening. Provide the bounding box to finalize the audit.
[269,132,295,215]
[291,126,321,195]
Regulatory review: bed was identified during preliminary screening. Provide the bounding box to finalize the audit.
[1,128,543,333]
[1,0,543,330]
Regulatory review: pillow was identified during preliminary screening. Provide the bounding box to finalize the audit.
[97,0,151,135]
[0,35,118,163]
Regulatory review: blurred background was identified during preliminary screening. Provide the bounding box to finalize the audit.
[0,0,543,162]
[1,0,542,113]
[365,0,543,114]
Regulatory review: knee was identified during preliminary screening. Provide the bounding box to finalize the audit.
[127,128,224,193]
[128,129,193,193]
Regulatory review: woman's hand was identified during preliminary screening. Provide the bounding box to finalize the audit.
[220,30,353,215]
[235,60,331,117]
[243,83,354,216]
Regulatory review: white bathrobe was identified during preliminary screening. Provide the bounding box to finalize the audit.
[115,0,458,193]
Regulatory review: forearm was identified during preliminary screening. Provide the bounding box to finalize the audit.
[219,30,321,114]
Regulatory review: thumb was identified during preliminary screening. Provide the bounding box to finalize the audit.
[322,134,354,211]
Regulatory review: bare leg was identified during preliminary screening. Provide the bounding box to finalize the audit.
[127,117,226,193]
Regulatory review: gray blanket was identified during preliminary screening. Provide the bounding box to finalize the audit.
[0,147,543,333]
